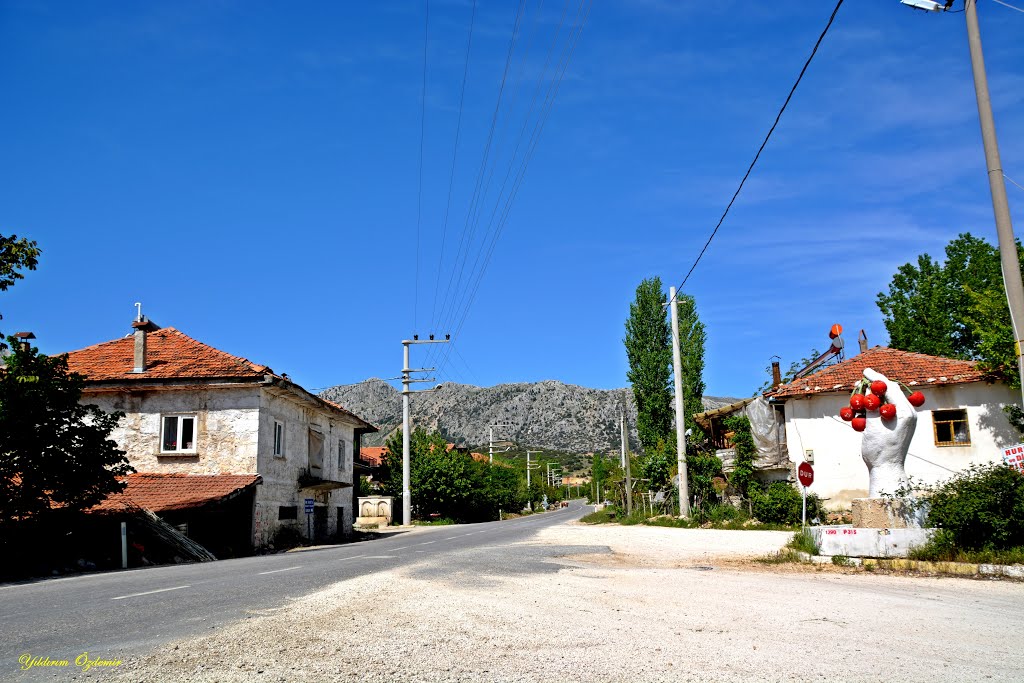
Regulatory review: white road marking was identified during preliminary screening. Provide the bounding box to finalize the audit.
[111,585,190,600]
[391,546,412,551]
[418,540,436,545]
[335,554,366,562]
[258,566,301,575]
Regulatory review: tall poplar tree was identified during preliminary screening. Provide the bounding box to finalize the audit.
[624,277,672,454]
[677,292,707,441]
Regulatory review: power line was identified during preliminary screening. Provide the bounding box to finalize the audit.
[668,0,845,305]
[430,0,478,333]
[991,0,1024,14]
[1005,173,1024,193]
[433,0,592,378]
[414,0,430,331]
[432,0,528,346]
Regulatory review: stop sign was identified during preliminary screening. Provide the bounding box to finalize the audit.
[798,462,814,487]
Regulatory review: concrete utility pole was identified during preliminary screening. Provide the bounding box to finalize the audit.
[963,0,1024,408]
[669,286,691,518]
[621,407,633,515]
[401,336,449,526]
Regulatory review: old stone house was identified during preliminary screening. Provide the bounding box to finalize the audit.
[65,317,376,552]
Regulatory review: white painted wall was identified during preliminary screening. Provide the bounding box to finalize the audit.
[782,381,1020,509]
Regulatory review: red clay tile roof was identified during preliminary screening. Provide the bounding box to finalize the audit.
[62,327,377,431]
[65,328,270,381]
[359,446,389,466]
[770,346,995,399]
[91,473,261,513]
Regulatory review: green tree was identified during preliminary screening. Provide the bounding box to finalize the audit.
[0,338,133,531]
[877,233,1010,360]
[724,414,756,511]
[638,438,673,489]
[624,277,672,454]
[676,292,707,441]
[0,234,41,336]
[379,428,525,522]
[591,452,612,501]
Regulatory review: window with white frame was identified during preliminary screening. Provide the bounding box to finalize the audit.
[273,420,286,457]
[161,414,197,453]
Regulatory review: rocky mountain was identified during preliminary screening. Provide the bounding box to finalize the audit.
[320,378,738,454]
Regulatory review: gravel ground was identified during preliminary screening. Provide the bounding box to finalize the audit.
[106,523,1023,683]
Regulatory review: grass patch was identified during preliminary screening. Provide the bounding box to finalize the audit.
[756,549,805,564]
[413,517,456,526]
[908,530,1024,565]
[787,529,819,555]
[832,554,852,567]
[579,507,618,524]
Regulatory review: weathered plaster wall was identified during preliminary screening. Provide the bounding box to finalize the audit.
[782,382,1020,509]
[84,384,361,547]
[85,387,261,474]
[252,389,359,546]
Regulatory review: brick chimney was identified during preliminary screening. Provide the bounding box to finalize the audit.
[858,329,869,353]
[771,360,782,389]
[14,331,35,353]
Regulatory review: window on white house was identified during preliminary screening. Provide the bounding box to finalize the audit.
[273,420,286,457]
[308,430,324,477]
[161,415,197,453]
[338,440,347,471]
[933,409,971,446]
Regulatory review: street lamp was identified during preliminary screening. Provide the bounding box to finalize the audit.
[900,0,1024,409]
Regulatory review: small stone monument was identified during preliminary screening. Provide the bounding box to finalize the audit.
[355,496,394,528]
[811,368,933,558]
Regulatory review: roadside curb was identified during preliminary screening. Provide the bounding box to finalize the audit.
[797,552,1024,578]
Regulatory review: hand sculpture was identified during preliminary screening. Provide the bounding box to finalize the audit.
[860,368,917,497]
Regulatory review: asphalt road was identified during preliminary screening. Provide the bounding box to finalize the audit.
[0,502,587,677]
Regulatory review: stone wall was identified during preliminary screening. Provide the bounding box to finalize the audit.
[86,386,261,474]
[85,383,362,547]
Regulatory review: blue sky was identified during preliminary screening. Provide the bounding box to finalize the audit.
[2,0,1023,398]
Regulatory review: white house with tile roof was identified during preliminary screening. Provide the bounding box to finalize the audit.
[767,346,1019,509]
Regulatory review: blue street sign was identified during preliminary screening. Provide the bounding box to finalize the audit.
[304,498,315,514]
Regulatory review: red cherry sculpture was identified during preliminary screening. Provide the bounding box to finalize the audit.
[870,380,887,397]
[864,394,881,411]
[879,403,897,421]
[908,391,926,407]
[852,416,867,432]
[850,394,866,410]
[839,406,854,421]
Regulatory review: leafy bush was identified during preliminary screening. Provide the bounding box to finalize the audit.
[925,464,1024,551]
[750,482,821,525]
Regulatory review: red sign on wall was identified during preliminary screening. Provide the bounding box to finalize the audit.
[798,462,814,487]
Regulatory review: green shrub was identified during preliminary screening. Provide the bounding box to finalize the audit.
[925,464,1024,551]
[704,502,746,524]
[787,529,819,555]
[749,482,821,525]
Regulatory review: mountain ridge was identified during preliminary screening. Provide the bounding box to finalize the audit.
[320,378,738,454]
